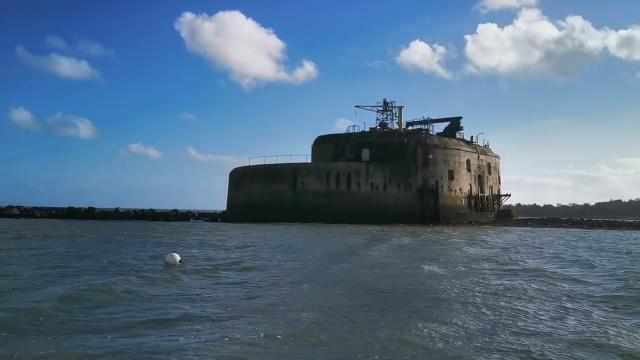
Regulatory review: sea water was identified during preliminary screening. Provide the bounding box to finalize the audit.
[1,219,638,359]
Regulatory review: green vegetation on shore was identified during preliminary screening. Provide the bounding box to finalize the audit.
[504,199,640,220]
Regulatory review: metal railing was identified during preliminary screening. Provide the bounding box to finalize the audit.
[248,154,311,165]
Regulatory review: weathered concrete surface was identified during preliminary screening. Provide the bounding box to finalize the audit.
[227,129,503,224]
[227,162,422,223]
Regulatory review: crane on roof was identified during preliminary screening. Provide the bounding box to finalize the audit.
[355,98,404,131]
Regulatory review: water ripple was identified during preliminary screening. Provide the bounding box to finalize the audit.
[0,220,638,359]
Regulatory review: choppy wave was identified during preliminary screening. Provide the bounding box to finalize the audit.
[0,219,638,359]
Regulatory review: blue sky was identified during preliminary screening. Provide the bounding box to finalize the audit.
[2,0,640,209]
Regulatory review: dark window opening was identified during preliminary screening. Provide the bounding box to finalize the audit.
[325,172,330,186]
[370,182,374,191]
[357,181,361,191]
[346,173,352,191]
[448,169,455,182]
[487,162,492,175]
[466,159,471,173]
[383,183,388,191]
[335,172,340,189]
[477,175,485,194]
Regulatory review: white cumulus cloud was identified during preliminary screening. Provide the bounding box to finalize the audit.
[8,106,42,132]
[45,34,114,58]
[396,39,452,79]
[180,112,200,121]
[476,0,537,13]
[366,60,387,68]
[125,143,163,160]
[334,118,354,132]
[7,106,99,140]
[175,10,318,89]
[464,8,640,77]
[46,113,99,140]
[44,34,70,51]
[16,45,100,80]
[605,26,640,61]
[76,38,114,58]
[506,157,640,204]
[187,146,244,166]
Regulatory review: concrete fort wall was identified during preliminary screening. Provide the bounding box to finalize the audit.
[418,137,501,223]
[226,162,423,223]
[226,131,503,224]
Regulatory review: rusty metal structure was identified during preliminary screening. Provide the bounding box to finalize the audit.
[355,98,404,131]
[226,99,510,224]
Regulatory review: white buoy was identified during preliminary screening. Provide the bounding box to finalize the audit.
[164,252,182,265]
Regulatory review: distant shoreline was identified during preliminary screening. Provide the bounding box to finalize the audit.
[2,205,639,231]
[494,217,640,231]
[0,205,223,222]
